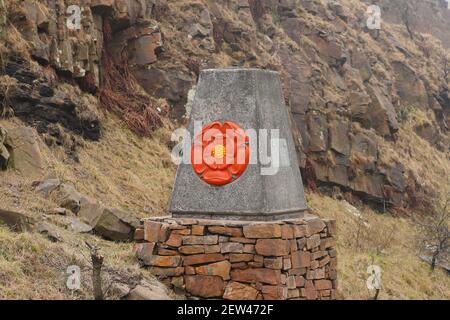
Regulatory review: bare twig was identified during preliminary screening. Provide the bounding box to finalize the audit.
[85,241,104,300]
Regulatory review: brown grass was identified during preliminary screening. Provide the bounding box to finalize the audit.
[307,191,450,300]
[98,19,164,137]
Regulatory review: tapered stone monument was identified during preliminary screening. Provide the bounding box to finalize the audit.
[170,68,307,221]
[137,69,337,300]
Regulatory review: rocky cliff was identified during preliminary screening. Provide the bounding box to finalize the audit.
[0,0,449,300]
[2,0,448,214]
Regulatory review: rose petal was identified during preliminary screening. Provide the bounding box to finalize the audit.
[203,169,233,186]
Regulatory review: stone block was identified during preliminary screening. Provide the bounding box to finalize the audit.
[264,257,283,270]
[183,253,226,266]
[224,282,259,300]
[195,261,231,280]
[182,235,218,245]
[184,275,225,298]
[231,268,281,285]
[291,251,311,268]
[243,224,282,238]
[255,239,290,256]
[179,245,205,255]
[220,242,244,253]
[208,226,244,237]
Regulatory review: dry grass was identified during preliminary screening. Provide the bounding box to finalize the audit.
[307,191,450,300]
[0,222,175,300]
[379,111,450,201]
[0,116,177,219]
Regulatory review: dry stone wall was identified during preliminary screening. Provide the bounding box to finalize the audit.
[134,215,337,300]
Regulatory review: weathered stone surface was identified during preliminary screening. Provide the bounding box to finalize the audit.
[34,179,61,198]
[291,251,311,269]
[158,248,178,256]
[306,234,321,250]
[204,245,221,253]
[184,275,225,298]
[0,126,10,170]
[255,239,290,256]
[125,280,171,300]
[178,245,205,255]
[229,237,256,244]
[182,235,218,245]
[142,255,181,268]
[231,268,281,285]
[170,69,307,221]
[77,196,104,227]
[243,244,255,254]
[191,225,205,235]
[320,238,336,250]
[229,254,254,263]
[195,261,231,280]
[144,221,163,243]
[264,257,283,270]
[220,242,244,253]
[51,184,83,214]
[135,242,156,260]
[208,226,243,237]
[165,233,183,247]
[392,61,428,110]
[261,285,288,300]
[305,217,326,236]
[223,282,259,300]
[94,208,138,241]
[315,280,332,290]
[281,225,294,239]
[0,208,35,232]
[243,224,282,239]
[70,218,94,234]
[134,228,144,241]
[6,127,44,179]
[293,225,307,237]
[183,253,226,266]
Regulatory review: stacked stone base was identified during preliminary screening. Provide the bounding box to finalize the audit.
[134,215,337,300]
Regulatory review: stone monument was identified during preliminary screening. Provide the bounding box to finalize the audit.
[135,69,337,300]
[170,68,307,221]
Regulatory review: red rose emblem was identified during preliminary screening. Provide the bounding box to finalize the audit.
[191,121,250,186]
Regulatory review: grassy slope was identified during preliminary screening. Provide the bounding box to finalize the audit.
[0,117,177,300]
[0,0,449,300]
[308,191,450,300]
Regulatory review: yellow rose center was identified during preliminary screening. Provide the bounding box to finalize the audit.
[212,145,226,159]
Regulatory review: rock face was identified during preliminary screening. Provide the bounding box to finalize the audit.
[3,0,449,211]
[1,56,101,144]
[0,126,44,179]
[135,215,337,300]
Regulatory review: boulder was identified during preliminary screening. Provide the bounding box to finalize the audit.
[51,184,83,214]
[70,218,94,234]
[36,222,61,242]
[0,208,35,232]
[94,208,140,241]
[34,179,61,198]
[6,127,44,179]
[125,280,171,300]
[0,126,10,170]
[77,195,105,227]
